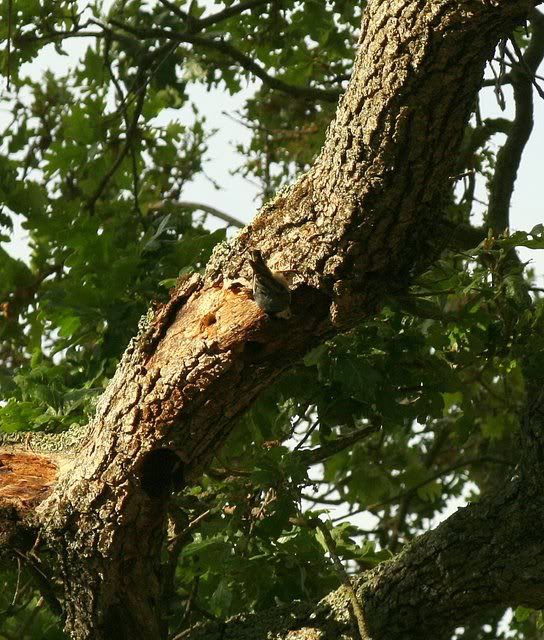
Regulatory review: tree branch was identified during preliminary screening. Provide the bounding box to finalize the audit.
[187,477,544,640]
[295,424,381,466]
[107,19,341,102]
[2,2,538,638]
[197,0,275,30]
[487,10,544,233]
[160,201,245,228]
[157,0,190,23]
[86,71,147,213]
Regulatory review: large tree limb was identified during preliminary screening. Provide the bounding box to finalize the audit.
[185,480,544,640]
[0,1,539,639]
[184,381,544,639]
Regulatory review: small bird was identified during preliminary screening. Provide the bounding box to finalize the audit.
[248,249,291,317]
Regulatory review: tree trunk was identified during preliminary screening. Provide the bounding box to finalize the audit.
[0,1,538,638]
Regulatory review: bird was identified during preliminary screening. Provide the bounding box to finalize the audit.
[248,250,291,317]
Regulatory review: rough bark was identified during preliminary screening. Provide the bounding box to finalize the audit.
[0,1,539,639]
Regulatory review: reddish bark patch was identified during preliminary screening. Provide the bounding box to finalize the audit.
[0,452,58,508]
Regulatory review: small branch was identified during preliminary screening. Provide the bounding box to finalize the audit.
[107,20,340,103]
[490,52,506,110]
[388,493,410,552]
[17,597,45,637]
[487,11,544,233]
[86,74,146,213]
[293,419,319,451]
[159,0,275,34]
[366,456,513,513]
[312,518,369,640]
[14,551,63,618]
[157,0,190,22]
[6,0,12,90]
[296,424,381,466]
[445,224,487,250]
[482,73,512,88]
[328,456,513,524]
[176,576,200,634]
[483,56,544,87]
[508,38,544,100]
[301,493,345,505]
[15,29,105,44]
[198,0,274,30]
[169,201,245,228]
[11,556,22,607]
[168,508,211,548]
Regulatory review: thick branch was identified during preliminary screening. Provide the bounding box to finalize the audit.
[187,479,544,640]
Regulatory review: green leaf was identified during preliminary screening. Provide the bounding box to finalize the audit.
[304,344,328,367]
[417,480,441,502]
[181,534,228,558]
[209,578,233,617]
[0,399,44,433]
[514,606,532,623]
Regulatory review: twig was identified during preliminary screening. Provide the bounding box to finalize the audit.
[6,0,12,90]
[198,0,274,30]
[18,597,45,637]
[490,57,506,110]
[300,492,345,505]
[296,424,381,466]
[86,71,146,213]
[312,518,369,640]
[487,11,544,233]
[106,20,340,103]
[14,550,62,618]
[177,576,200,632]
[508,38,544,100]
[15,29,105,44]
[11,556,22,607]
[334,456,514,523]
[389,493,410,552]
[293,419,319,451]
[168,508,211,548]
[169,201,245,228]
[157,0,190,22]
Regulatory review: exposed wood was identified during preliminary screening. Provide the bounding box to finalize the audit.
[0,452,58,508]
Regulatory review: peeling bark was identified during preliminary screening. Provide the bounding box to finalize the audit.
[0,1,539,639]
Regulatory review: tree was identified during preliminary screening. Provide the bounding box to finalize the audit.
[1,0,544,638]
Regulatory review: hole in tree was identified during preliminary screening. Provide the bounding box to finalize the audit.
[138,449,184,499]
[201,312,217,327]
[243,341,266,359]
